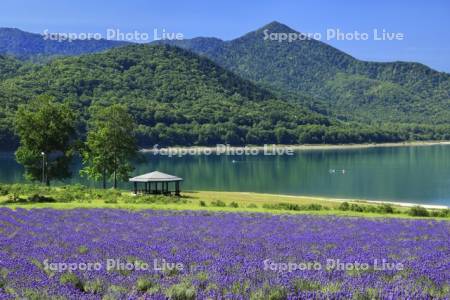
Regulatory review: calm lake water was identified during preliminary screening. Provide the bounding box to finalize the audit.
[1,145,450,206]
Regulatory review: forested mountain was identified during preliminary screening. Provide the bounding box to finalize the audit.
[1,29,449,150]
[156,21,450,124]
[0,28,128,61]
[0,44,350,149]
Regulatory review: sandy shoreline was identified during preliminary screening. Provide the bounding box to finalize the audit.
[141,140,450,153]
[239,192,449,210]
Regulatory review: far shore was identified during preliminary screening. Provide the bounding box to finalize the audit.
[141,140,450,153]
[240,192,449,210]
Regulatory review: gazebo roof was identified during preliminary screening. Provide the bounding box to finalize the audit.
[129,171,183,182]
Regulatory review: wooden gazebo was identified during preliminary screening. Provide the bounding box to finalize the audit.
[129,171,183,196]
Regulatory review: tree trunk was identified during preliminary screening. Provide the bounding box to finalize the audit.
[45,161,49,186]
[113,153,117,189]
[102,168,106,189]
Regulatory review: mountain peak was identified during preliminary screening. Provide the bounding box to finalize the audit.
[259,21,298,33]
[231,21,299,43]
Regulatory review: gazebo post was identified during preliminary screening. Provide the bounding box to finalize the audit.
[175,181,180,196]
[134,182,137,195]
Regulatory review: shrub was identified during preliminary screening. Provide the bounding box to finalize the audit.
[0,185,8,196]
[210,200,226,207]
[27,194,56,203]
[104,198,118,204]
[353,288,381,300]
[263,203,323,211]
[163,266,180,277]
[5,194,26,203]
[268,286,288,300]
[349,204,364,212]
[83,278,104,294]
[21,289,58,300]
[250,285,287,300]
[250,289,265,300]
[196,272,209,290]
[377,204,394,214]
[102,285,128,300]
[199,200,206,207]
[305,204,323,211]
[408,206,430,217]
[229,201,239,208]
[338,202,394,214]
[58,193,75,202]
[439,209,449,217]
[247,203,258,208]
[429,209,449,218]
[77,246,89,254]
[364,206,378,213]
[338,202,350,211]
[293,279,322,292]
[263,203,299,211]
[430,211,440,217]
[165,282,196,300]
[59,273,82,290]
[0,270,7,289]
[136,276,155,292]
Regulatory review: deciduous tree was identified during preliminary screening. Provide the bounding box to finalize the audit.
[81,104,138,188]
[15,95,76,185]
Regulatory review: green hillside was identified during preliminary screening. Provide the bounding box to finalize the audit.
[0,44,342,149]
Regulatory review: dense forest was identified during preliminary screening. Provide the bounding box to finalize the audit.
[0,37,450,149]
[0,44,327,149]
[158,21,450,124]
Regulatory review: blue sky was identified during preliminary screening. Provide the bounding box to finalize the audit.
[1,0,449,72]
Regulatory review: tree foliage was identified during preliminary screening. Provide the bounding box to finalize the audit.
[80,104,138,188]
[14,95,76,184]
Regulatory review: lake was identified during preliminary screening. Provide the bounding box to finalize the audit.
[1,144,450,206]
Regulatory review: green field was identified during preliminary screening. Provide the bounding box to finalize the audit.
[0,184,448,219]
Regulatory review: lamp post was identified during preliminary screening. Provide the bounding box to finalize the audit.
[41,152,45,185]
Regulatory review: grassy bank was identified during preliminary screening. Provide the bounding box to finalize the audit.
[0,184,448,219]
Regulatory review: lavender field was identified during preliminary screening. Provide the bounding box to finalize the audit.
[0,208,449,299]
